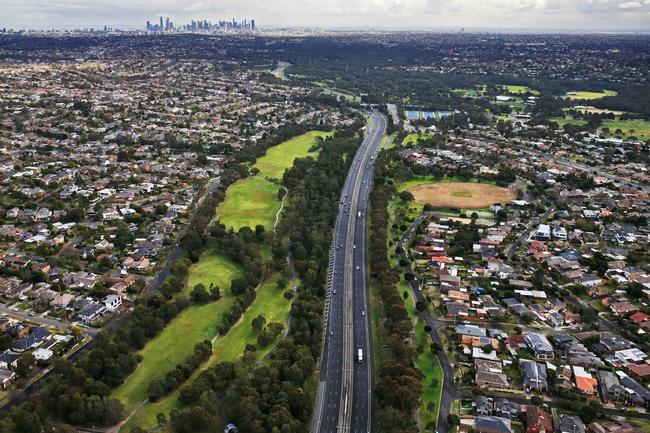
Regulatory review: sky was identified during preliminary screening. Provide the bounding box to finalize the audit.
[2,0,650,31]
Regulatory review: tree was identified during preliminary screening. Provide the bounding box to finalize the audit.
[399,191,414,202]
[531,395,544,406]
[190,284,210,303]
[415,301,426,312]
[251,315,266,333]
[15,353,36,378]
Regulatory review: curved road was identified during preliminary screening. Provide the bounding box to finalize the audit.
[312,111,386,433]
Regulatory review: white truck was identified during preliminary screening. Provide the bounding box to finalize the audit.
[357,211,362,219]
[357,348,363,363]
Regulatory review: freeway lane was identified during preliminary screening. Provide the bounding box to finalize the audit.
[312,111,386,433]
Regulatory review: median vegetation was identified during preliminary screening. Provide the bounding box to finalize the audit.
[369,150,423,433]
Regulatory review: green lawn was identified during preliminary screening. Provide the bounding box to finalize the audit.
[500,84,539,95]
[255,131,331,179]
[403,133,432,146]
[120,273,291,431]
[417,322,443,429]
[548,117,650,140]
[601,119,650,140]
[112,251,242,409]
[216,131,331,230]
[563,89,617,100]
[548,116,588,127]
[216,176,281,230]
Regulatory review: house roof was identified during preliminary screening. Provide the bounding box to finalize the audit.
[476,416,513,433]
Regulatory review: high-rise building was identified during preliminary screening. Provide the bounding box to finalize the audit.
[159,16,163,32]
[165,17,170,31]
[251,19,255,30]
[146,21,151,31]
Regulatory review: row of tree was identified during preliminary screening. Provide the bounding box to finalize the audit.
[369,152,423,433]
[147,340,212,402]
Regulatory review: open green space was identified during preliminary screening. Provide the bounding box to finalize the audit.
[548,117,650,140]
[120,273,291,431]
[403,133,432,146]
[563,89,617,100]
[112,251,242,409]
[416,321,443,429]
[216,176,281,230]
[601,119,650,140]
[255,131,332,179]
[548,116,588,127]
[216,131,331,230]
[500,84,539,95]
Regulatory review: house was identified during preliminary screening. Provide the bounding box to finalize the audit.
[558,415,585,433]
[103,294,122,311]
[445,301,469,318]
[13,327,51,352]
[475,395,494,416]
[475,416,513,433]
[456,324,487,338]
[588,421,643,433]
[598,370,627,404]
[573,366,598,394]
[0,351,20,370]
[577,274,602,287]
[493,398,521,420]
[0,368,16,389]
[609,301,637,317]
[476,371,510,389]
[535,224,551,241]
[32,348,53,362]
[79,303,107,324]
[520,359,548,392]
[526,406,553,433]
[525,333,554,360]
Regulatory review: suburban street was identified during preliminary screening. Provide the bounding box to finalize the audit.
[396,215,457,433]
[312,111,386,433]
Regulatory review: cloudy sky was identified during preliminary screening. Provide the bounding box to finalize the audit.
[2,0,650,31]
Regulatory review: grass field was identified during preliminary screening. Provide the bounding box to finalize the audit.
[216,176,281,230]
[601,119,650,140]
[500,84,539,95]
[119,273,291,431]
[112,251,242,409]
[548,116,588,127]
[417,322,443,429]
[216,131,331,230]
[403,133,432,146]
[409,181,514,209]
[563,89,617,100]
[548,117,650,140]
[255,131,331,178]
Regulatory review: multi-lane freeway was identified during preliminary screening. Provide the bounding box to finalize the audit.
[312,111,386,433]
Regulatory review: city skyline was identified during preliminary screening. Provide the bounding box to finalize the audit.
[1,0,650,31]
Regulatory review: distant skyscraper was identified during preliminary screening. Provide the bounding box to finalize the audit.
[165,17,170,31]
[251,19,255,30]
[160,16,163,32]
[146,21,151,31]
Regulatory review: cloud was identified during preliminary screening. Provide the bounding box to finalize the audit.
[1,0,649,30]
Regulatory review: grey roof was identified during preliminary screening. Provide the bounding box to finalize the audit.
[520,359,547,390]
[558,414,585,433]
[475,416,513,433]
[456,325,487,338]
[525,332,554,353]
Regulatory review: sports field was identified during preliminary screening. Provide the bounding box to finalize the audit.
[216,131,331,230]
[408,181,515,208]
[563,89,617,100]
[501,84,539,95]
